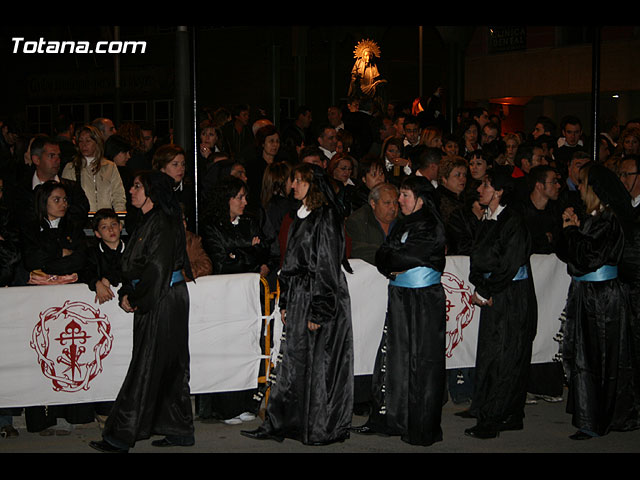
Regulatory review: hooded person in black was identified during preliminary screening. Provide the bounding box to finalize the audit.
[90,170,195,452]
[556,162,640,439]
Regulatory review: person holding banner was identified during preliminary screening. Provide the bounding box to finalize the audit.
[351,175,447,446]
[557,162,640,440]
[89,170,195,453]
[464,165,538,439]
[241,163,354,446]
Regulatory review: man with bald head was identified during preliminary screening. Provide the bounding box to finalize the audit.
[346,182,399,265]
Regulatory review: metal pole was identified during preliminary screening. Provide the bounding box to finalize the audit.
[419,26,423,99]
[591,26,601,163]
[114,26,121,128]
[192,28,200,234]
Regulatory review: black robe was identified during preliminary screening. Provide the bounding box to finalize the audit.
[256,204,354,445]
[365,201,447,446]
[102,207,194,447]
[556,207,640,435]
[468,205,538,428]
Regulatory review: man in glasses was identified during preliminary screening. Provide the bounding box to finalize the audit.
[618,155,640,207]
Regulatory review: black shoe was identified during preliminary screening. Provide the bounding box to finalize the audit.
[308,434,349,446]
[498,416,523,432]
[151,437,195,447]
[569,430,593,440]
[240,428,284,442]
[89,440,128,453]
[350,424,390,437]
[464,424,499,439]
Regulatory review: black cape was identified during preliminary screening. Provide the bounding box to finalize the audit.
[468,205,538,428]
[102,207,194,447]
[365,198,447,446]
[256,204,354,445]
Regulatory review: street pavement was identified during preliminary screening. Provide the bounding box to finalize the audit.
[2,388,640,455]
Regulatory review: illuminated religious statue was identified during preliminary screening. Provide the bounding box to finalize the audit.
[348,38,388,112]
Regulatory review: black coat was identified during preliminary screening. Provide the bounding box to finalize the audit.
[21,216,87,276]
[445,205,480,256]
[201,214,276,275]
[82,239,125,291]
[514,198,563,254]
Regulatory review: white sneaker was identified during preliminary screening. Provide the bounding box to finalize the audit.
[223,416,243,425]
[540,395,563,403]
[238,412,256,422]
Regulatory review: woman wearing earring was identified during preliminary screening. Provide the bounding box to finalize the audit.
[464,166,538,439]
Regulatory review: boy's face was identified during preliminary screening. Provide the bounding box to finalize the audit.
[95,217,122,247]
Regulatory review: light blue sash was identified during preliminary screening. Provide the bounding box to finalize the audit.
[483,264,528,281]
[390,266,442,289]
[132,270,185,288]
[572,265,618,282]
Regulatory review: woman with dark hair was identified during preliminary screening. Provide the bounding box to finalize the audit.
[61,125,126,214]
[352,175,447,446]
[242,163,354,446]
[90,170,194,453]
[456,119,481,160]
[152,144,195,232]
[21,180,93,434]
[202,175,274,277]
[22,180,87,282]
[557,162,640,440]
[244,124,282,215]
[199,176,276,424]
[381,136,411,187]
[463,165,538,439]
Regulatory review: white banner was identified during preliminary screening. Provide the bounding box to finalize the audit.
[0,256,570,408]
[0,274,263,408]
[274,255,571,375]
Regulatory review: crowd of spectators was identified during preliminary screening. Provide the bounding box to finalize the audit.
[1,93,640,442]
